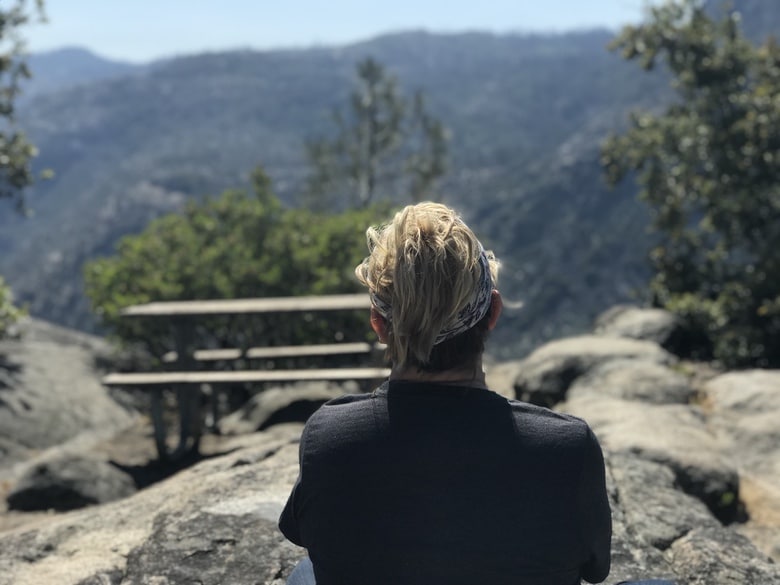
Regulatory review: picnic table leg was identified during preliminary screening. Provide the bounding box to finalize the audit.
[149,388,170,461]
[170,319,201,460]
[186,384,203,450]
[208,384,220,432]
[171,385,201,458]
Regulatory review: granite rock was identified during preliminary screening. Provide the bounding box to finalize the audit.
[7,455,136,512]
[594,305,684,352]
[0,319,136,470]
[513,335,675,407]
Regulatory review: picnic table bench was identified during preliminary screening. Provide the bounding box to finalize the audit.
[102,294,390,461]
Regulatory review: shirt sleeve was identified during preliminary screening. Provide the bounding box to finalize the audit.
[278,428,308,546]
[578,427,612,584]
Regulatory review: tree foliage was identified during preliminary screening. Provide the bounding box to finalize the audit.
[0,0,44,211]
[305,57,448,209]
[602,0,780,367]
[84,168,389,360]
[0,275,25,337]
[0,0,43,338]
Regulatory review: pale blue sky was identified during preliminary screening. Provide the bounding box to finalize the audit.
[26,0,660,63]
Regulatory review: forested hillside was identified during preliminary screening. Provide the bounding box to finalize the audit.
[0,0,773,357]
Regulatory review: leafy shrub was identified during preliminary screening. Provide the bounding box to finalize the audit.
[0,276,25,338]
[84,168,390,361]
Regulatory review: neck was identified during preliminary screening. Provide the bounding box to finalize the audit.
[389,358,487,389]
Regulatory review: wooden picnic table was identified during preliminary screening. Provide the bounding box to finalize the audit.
[103,294,389,461]
[119,294,372,317]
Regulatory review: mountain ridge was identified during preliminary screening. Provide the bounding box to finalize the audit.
[24,46,142,97]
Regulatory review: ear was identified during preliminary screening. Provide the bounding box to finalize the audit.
[487,290,502,331]
[370,308,389,342]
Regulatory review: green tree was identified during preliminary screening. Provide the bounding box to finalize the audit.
[602,0,780,367]
[305,57,448,209]
[0,0,44,338]
[1,0,44,211]
[84,168,388,359]
[0,275,24,336]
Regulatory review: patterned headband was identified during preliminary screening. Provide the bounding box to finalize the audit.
[370,248,494,346]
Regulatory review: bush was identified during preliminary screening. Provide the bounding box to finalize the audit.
[0,276,25,338]
[84,168,390,360]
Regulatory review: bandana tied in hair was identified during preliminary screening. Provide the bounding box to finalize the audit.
[371,248,494,346]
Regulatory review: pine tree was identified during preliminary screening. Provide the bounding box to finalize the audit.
[305,57,448,209]
[0,0,45,212]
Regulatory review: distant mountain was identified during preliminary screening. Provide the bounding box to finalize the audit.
[25,47,142,96]
[0,0,773,358]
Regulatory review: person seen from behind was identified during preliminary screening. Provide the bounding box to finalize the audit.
[280,202,674,585]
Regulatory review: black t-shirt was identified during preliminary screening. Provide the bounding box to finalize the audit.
[279,380,611,585]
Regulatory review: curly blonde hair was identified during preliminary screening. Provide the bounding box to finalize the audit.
[355,202,499,371]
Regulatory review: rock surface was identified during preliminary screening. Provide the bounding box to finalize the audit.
[0,318,136,469]
[604,453,779,584]
[0,317,778,584]
[0,423,778,585]
[594,304,684,351]
[567,359,695,404]
[217,383,352,435]
[7,455,137,512]
[705,370,780,561]
[514,320,780,568]
[564,394,740,523]
[513,335,675,406]
[0,425,304,585]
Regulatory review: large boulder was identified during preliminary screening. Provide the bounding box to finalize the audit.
[737,472,780,564]
[6,455,136,512]
[594,305,685,352]
[705,370,780,462]
[567,358,695,405]
[217,383,351,435]
[604,452,779,584]
[0,318,136,470]
[562,394,740,524]
[0,425,304,585]
[513,335,675,407]
[666,526,780,585]
[705,370,780,561]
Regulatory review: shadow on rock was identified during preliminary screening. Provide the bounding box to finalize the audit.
[111,447,240,490]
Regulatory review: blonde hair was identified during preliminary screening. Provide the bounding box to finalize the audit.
[355,202,499,370]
